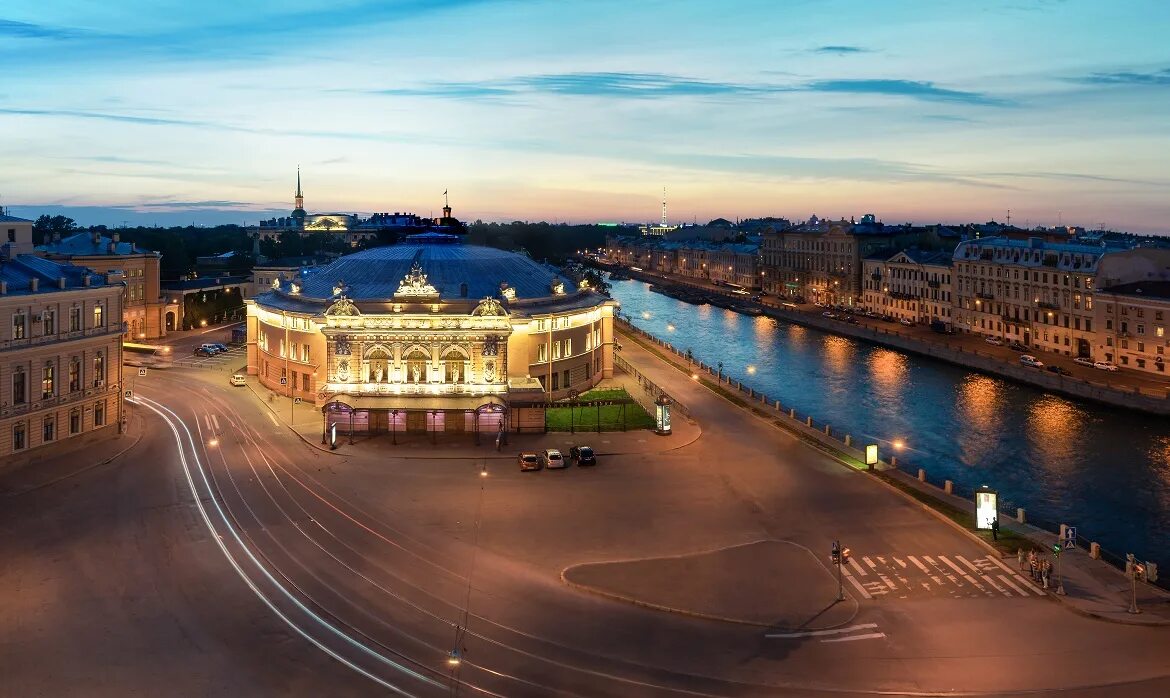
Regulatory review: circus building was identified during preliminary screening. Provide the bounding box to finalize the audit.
[245,234,617,439]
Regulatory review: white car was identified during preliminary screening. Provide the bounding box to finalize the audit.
[899,318,915,327]
[1019,355,1044,368]
[542,449,566,469]
[1073,357,1094,367]
[229,374,246,386]
[1094,361,1119,372]
[984,336,1003,346]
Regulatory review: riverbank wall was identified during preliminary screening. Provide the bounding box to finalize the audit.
[614,268,1170,416]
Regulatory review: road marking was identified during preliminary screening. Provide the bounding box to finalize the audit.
[892,556,907,569]
[997,574,1027,596]
[939,556,988,593]
[842,572,873,599]
[877,573,898,591]
[957,556,1011,596]
[821,632,886,644]
[848,558,868,577]
[211,413,220,431]
[766,623,877,639]
[983,555,1047,595]
[864,556,877,570]
[267,412,279,427]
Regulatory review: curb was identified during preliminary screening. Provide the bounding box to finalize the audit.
[560,538,859,630]
[4,411,147,497]
[246,381,345,457]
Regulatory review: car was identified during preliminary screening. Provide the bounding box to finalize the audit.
[1009,341,1027,351]
[198,343,224,355]
[542,448,566,469]
[822,311,836,319]
[1019,354,1045,368]
[194,346,216,357]
[985,336,1004,346]
[209,343,229,353]
[1094,361,1119,372]
[1046,365,1072,376]
[569,445,597,466]
[229,374,247,386]
[518,452,541,471]
[899,318,915,327]
[1073,357,1094,367]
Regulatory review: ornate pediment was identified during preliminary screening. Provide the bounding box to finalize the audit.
[395,262,439,298]
[325,296,360,317]
[472,297,506,317]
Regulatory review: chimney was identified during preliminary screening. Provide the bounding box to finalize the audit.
[113,232,120,243]
[0,280,6,294]
[83,274,91,287]
[29,277,38,292]
[107,241,116,254]
[91,230,100,245]
[58,276,66,289]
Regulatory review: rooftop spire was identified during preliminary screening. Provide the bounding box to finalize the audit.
[293,166,305,214]
[296,166,303,198]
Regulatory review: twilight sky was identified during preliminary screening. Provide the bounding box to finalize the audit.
[3,0,1170,231]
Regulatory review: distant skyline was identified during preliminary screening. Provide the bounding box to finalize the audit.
[3,1,1170,231]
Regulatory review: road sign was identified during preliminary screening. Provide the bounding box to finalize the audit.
[1065,526,1077,549]
[293,397,302,405]
[280,377,288,386]
[138,368,148,377]
[124,390,132,398]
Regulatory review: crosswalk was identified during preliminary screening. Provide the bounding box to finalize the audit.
[841,553,1045,600]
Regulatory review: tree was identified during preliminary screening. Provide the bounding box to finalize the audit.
[32,215,78,244]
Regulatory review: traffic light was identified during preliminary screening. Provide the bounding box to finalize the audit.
[1052,543,1062,556]
[841,547,852,564]
[831,541,841,564]
[1135,563,1147,582]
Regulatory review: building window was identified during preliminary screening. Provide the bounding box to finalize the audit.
[43,310,55,336]
[93,305,104,327]
[564,338,571,356]
[70,307,81,332]
[538,343,547,362]
[94,401,105,426]
[69,358,80,392]
[301,344,310,362]
[13,313,26,339]
[551,372,559,391]
[553,341,562,360]
[12,368,26,404]
[1138,324,1145,336]
[43,416,55,443]
[1158,326,1165,338]
[13,423,26,450]
[302,373,310,392]
[93,352,105,386]
[70,409,81,434]
[41,362,54,399]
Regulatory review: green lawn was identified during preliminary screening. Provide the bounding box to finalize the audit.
[545,387,655,431]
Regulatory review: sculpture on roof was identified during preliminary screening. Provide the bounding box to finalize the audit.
[472,297,506,317]
[325,295,360,317]
[394,262,439,298]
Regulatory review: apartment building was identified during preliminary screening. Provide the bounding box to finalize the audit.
[38,231,177,338]
[861,249,954,326]
[952,237,1104,357]
[1091,248,1170,373]
[1,213,125,458]
[604,236,760,288]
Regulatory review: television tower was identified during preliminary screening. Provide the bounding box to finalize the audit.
[661,187,667,226]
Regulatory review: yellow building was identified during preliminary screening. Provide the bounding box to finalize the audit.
[246,235,616,438]
[1,213,125,459]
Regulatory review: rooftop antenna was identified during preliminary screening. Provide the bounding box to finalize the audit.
[1006,209,1011,227]
[1058,210,1063,227]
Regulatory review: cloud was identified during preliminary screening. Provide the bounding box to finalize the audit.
[134,200,262,211]
[1070,68,1170,86]
[982,171,1168,187]
[512,72,775,97]
[811,45,873,55]
[0,19,85,40]
[803,79,1010,106]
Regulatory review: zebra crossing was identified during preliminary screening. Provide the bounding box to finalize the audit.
[841,553,1046,600]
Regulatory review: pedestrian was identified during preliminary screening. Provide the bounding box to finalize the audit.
[495,433,501,452]
[992,517,1000,541]
[1017,549,1025,571]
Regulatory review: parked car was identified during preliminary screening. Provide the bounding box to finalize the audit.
[1046,365,1072,376]
[209,343,229,353]
[899,318,915,327]
[518,452,542,471]
[1073,357,1095,367]
[822,311,837,319]
[198,343,224,355]
[194,346,216,357]
[569,446,597,466]
[542,449,566,469]
[1009,341,1027,351]
[1019,355,1045,368]
[229,374,246,386]
[1094,361,1119,372]
[984,336,1003,346]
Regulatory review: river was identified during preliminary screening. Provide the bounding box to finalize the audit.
[611,278,1170,567]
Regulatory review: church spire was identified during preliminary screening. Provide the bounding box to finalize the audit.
[293,166,304,212]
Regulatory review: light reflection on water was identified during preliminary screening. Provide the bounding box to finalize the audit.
[613,279,1170,565]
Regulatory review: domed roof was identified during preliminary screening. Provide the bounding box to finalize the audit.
[296,243,574,301]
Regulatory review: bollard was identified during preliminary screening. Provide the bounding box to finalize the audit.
[749,388,754,398]
[824,424,831,435]
[1090,542,1101,560]
[1059,523,1068,540]
[944,479,953,494]
[844,435,852,447]
[805,416,813,427]
[789,408,796,418]
[918,468,926,482]
[1016,507,1026,524]
[775,400,781,410]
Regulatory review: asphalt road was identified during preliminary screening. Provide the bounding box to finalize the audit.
[3,345,1170,696]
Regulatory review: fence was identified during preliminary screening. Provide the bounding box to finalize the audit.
[614,353,689,419]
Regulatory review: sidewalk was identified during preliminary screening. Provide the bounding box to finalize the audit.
[0,411,146,497]
[617,319,1170,626]
[244,373,701,461]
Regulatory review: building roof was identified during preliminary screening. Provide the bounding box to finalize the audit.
[0,213,33,223]
[285,242,575,302]
[1101,281,1170,301]
[0,255,112,296]
[161,275,249,292]
[37,231,155,257]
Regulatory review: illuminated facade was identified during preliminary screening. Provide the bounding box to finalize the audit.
[246,237,616,436]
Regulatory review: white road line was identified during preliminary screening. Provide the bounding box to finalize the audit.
[957,556,1011,597]
[766,623,878,639]
[980,573,1012,597]
[267,412,279,427]
[997,574,1027,596]
[203,413,212,430]
[939,556,988,593]
[844,573,873,600]
[821,632,886,644]
[211,413,220,431]
[848,558,868,577]
[864,556,877,570]
[892,556,908,568]
[984,555,1047,595]
[908,556,928,572]
[877,573,898,591]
